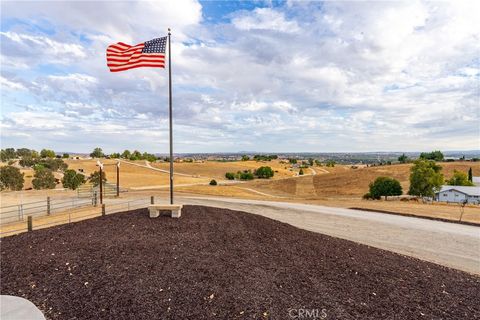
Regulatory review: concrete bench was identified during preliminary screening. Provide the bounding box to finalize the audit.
[148,204,183,218]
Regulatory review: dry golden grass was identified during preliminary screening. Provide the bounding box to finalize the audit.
[246,162,480,198]
[151,160,296,180]
[1,160,479,226]
[65,159,209,188]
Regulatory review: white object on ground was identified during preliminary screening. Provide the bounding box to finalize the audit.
[0,295,45,320]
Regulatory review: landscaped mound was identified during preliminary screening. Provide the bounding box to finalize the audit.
[1,205,479,319]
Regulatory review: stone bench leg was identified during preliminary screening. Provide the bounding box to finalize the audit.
[171,208,181,218]
[149,208,160,218]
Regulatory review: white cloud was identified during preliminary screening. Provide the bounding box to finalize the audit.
[232,8,300,33]
[0,76,26,90]
[0,1,478,152]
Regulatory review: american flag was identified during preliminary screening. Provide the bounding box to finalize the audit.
[106,37,167,72]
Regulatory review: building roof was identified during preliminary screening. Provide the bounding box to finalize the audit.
[437,185,480,196]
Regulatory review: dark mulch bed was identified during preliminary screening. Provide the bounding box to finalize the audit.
[1,206,479,320]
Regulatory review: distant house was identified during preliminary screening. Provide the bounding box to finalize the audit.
[473,176,480,186]
[435,186,480,204]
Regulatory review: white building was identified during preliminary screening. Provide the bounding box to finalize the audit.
[472,176,480,186]
[435,186,480,204]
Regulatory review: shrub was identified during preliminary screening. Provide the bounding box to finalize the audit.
[299,168,304,175]
[363,192,377,200]
[0,166,24,191]
[254,166,274,179]
[369,176,402,200]
[209,179,217,186]
[236,170,254,180]
[241,155,250,161]
[225,172,235,180]
[446,170,473,186]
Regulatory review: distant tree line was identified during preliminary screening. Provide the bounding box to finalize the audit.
[419,150,444,161]
[252,154,278,161]
[108,149,158,162]
[225,166,275,181]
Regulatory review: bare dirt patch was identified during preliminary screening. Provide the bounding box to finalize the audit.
[1,206,479,319]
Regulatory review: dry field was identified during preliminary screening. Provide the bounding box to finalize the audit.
[150,160,303,180]
[1,159,479,225]
[64,159,210,188]
[249,162,480,198]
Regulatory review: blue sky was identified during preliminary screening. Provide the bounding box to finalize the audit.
[1,0,479,153]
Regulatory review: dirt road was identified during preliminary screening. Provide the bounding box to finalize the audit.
[177,196,480,275]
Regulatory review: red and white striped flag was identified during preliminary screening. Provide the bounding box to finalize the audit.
[106,37,167,72]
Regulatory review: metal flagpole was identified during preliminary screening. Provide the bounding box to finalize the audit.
[168,28,174,205]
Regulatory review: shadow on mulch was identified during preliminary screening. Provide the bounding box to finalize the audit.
[1,205,479,320]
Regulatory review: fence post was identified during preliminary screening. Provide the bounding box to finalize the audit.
[47,197,51,215]
[27,216,33,232]
[151,196,154,204]
[102,204,106,217]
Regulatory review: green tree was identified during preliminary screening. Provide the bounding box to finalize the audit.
[19,157,37,167]
[90,147,104,158]
[32,168,56,190]
[209,179,217,186]
[110,153,121,159]
[121,150,131,159]
[468,167,473,182]
[241,155,250,161]
[446,170,474,186]
[62,169,86,190]
[299,168,304,175]
[16,148,32,158]
[1,148,17,162]
[37,158,67,172]
[369,177,403,200]
[419,150,444,161]
[255,166,274,179]
[225,172,235,180]
[62,153,70,159]
[326,160,336,167]
[236,170,254,180]
[129,150,142,161]
[408,160,444,197]
[308,158,314,166]
[0,166,24,191]
[289,158,297,164]
[40,149,56,158]
[88,171,107,187]
[398,153,409,163]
